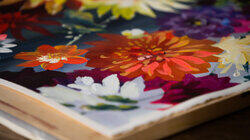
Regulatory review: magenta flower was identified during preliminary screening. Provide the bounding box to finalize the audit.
[152,74,238,104]
[232,19,250,33]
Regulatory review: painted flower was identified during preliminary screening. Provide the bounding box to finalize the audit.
[0,34,17,53]
[0,0,84,15]
[53,68,163,100]
[152,74,238,104]
[232,19,250,33]
[213,35,250,76]
[81,0,192,20]
[0,68,67,92]
[121,28,145,39]
[0,12,60,40]
[85,31,223,81]
[158,7,246,39]
[68,74,148,99]
[15,45,88,70]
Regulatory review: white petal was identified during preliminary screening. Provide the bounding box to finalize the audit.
[131,28,145,36]
[91,83,104,95]
[146,0,175,12]
[39,85,83,103]
[81,76,94,86]
[3,44,17,48]
[101,74,120,94]
[0,48,12,53]
[67,84,92,95]
[75,76,94,86]
[39,85,101,105]
[120,77,145,99]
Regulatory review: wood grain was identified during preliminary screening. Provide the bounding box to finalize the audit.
[0,84,249,140]
[1,106,250,140]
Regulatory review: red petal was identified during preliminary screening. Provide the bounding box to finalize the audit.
[23,24,53,37]
[125,64,143,74]
[177,56,206,64]
[142,62,159,76]
[11,28,25,40]
[37,45,56,54]
[76,49,88,56]
[0,34,7,41]
[41,62,64,70]
[17,60,42,67]
[15,52,39,60]
[170,58,198,72]
[157,60,172,76]
[0,24,9,34]
[193,51,218,57]
[64,57,88,64]
[98,33,125,41]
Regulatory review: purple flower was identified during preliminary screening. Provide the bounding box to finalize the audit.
[152,74,238,104]
[158,7,245,39]
[0,68,67,92]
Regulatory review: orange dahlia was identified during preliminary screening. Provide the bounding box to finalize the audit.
[85,31,223,81]
[15,45,88,70]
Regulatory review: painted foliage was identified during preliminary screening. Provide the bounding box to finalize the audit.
[0,0,249,136]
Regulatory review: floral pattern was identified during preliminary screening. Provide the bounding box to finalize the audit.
[213,35,250,76]
[158,7,247,39]
[85,31,222,81]
[0,0,249,135]
[15,45,88,70]
[152,74,238,104]
[0,34,17,53]
[0,12,61,40]
[0,0,84,15]
[82,0,192,20]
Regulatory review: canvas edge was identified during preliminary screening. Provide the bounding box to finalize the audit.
[0,78,249,138]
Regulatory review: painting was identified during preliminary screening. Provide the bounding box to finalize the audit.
[0,0,249,137]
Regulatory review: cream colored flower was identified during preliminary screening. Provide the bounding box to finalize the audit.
[121,28,145,39]
[80,0,193,20]
[213,36,250,76]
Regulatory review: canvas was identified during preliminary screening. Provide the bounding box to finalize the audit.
[0,0,249,138]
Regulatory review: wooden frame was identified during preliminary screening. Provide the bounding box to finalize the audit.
[0,83,249,140]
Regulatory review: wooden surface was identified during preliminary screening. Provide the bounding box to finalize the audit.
[1,106,250,140]
[0,83,249,140]
[0,85,109,140]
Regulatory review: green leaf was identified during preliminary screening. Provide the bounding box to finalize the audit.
[244,75,250,81]
[61,103,75,107]
[66,10,94,22]
[65,24,102,34]
[99,95,138,104]
[243,62,249,73]
[82,103,138,111]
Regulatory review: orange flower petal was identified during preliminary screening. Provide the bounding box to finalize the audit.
[124,64,143,74]
[142,62,159,76]
[64,56,88,64]
[170,58,198,72]
[193,51,219,57]
[168,38,189,49]
[15,52,40,60]
[75,49,88,56]
[55,45,77,51]
[157,60,172,76]
[41,62,64,70]
[17,60,42,67]
[37,45,56,54]
[177,56,206,64]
